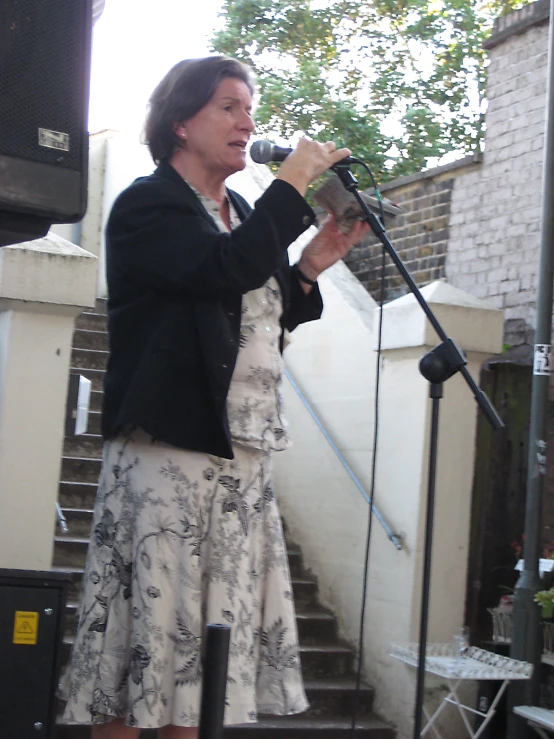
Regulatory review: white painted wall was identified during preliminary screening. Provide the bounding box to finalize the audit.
[79,130,154,297]
[0,234,97,570]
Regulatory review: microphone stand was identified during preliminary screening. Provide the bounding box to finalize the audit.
[198,624,231,739]
[332,163,504,739]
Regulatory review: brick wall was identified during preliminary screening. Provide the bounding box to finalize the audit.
[343,157,480,303]
[446,1,549,348]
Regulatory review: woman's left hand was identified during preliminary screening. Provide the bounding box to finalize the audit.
[296,215,370,282]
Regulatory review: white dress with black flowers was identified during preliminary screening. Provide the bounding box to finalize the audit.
[61,189,308,729]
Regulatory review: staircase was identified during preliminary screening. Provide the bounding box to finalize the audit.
[53,300,395,739]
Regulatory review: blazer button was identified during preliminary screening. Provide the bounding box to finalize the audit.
[302,215,311,226]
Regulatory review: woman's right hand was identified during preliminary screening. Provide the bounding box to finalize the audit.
[276,137,351,197]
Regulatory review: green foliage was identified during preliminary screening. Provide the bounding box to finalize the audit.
[536,588,554,620]
[211,0,533,183]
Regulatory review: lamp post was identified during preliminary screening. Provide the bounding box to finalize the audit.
[507,1,554,735]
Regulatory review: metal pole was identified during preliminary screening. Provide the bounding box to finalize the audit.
[413,383,443,739]
[508,2,554,735]
[198,624,231,739]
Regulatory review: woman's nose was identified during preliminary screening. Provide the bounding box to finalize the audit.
[239,111,255,132]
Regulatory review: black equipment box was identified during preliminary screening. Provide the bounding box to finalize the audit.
[0,569,70,738]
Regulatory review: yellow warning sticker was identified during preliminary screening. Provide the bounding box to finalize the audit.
[13,611,39,645]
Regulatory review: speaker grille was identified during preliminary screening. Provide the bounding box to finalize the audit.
[0,0,90,171]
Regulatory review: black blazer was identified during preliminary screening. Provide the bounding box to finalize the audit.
[102,161,323,459]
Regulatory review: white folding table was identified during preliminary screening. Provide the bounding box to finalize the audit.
[391,643,533,739]
[514,706,554,738]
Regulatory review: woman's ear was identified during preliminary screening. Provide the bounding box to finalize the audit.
[173,122,187,141]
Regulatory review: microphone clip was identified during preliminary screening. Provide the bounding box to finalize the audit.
[331,159,358,191]
[330,158,351,173]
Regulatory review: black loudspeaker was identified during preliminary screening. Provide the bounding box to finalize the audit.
[0,0,93,247]
[0,569,71,738]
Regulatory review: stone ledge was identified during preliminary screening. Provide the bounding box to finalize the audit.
[372,154,482,194]
[0,232,97,311]
[484,0,550,50]
[376,280,504,354]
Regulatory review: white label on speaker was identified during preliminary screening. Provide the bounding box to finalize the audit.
[38,128,70,152]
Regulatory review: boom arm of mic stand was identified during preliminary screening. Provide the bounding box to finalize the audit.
[333,165,504,431]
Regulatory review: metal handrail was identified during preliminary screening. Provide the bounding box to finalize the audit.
[56,502,69,534]
[284,368,403,550]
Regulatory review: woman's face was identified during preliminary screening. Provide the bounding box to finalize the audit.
[177,77,255,179]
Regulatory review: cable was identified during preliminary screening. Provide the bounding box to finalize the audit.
[347,160,387,738]
[358,159,386,224]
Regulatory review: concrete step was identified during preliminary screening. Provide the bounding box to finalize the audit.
[301,680,375,717]
[87,410,101,434]
[72,328,109,351]
[63,433,103,458]
[57,509,94,537]
[56,715,392,739]
[52,567,85,602]
[94,298,107,315]
[75,311,108,331]
[296,611,337,644]
[303,680,375,717]
[286,548,303,577]
[71,347,109,371]
[58,481,98,509]
[224,716,394,739]
[53,537,92,568]
[61,456,102,484]
[299,645,355,679]
[291,577,319,610]
[90,391,102,412]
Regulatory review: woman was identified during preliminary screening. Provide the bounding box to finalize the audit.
[62,56,368,739]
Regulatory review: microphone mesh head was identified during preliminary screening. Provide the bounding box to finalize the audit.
[250,140,272,164]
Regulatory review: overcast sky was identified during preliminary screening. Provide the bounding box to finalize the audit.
[89,0,225,135]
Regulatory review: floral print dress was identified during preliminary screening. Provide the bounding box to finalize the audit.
[61,188,309,729]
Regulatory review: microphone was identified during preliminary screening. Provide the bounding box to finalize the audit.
[250,139,358,169]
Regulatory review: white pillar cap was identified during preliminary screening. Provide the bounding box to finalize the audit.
[375,280,504,355]
[0,232,97,313]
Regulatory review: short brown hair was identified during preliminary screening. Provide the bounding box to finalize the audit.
[144,56,255,164]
